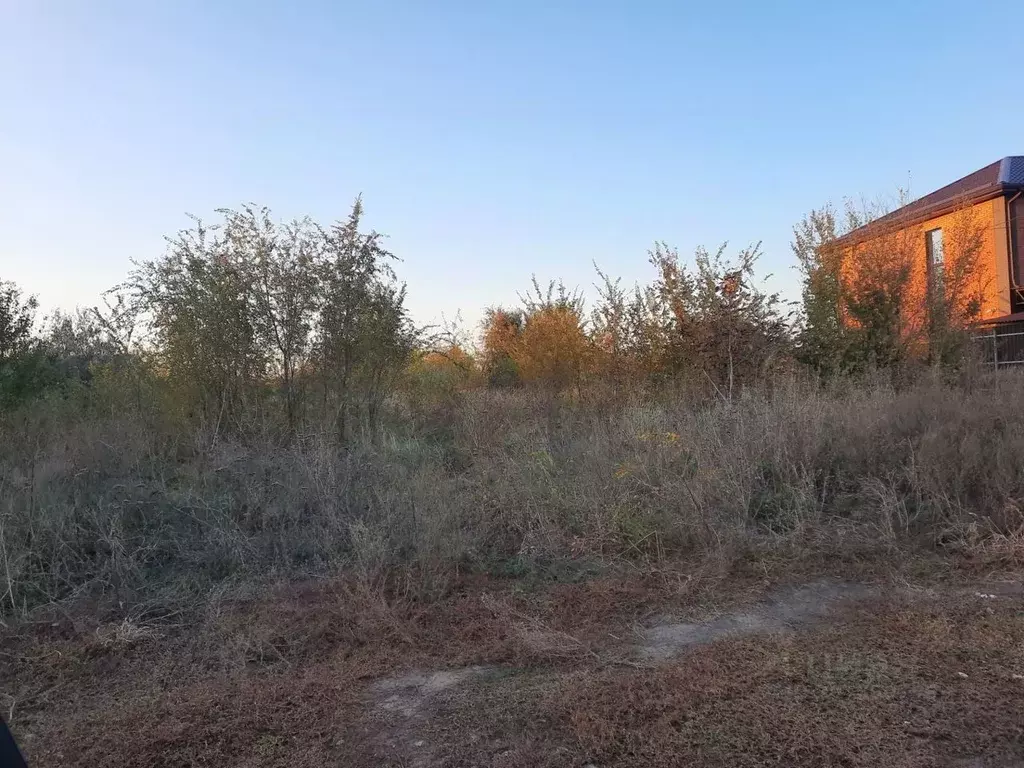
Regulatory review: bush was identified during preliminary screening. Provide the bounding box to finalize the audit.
[3,372,1023,616]
[0,195,1011,621]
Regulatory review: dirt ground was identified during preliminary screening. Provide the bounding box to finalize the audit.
[3,563,1024,767]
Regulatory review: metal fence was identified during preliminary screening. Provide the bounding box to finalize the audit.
[973,328,1024,368]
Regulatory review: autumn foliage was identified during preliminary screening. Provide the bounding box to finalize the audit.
[477,280,595,390]
[466,247,792,394]
[794,198,989,373]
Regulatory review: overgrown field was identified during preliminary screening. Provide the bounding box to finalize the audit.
[2,199,1022,765]
[3,372,1023,619]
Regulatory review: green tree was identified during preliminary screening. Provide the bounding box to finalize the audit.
[130,214,268,427]
[590,244,793,393]
[0,280,57,408]
[0,280,37,366]
[647,242,793,393]
[220,206,321,429]
[128,198,415,439]
[317,198,416,442]
[792,205,848,375]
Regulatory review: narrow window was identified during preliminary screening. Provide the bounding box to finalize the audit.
[1012,196,1024,289]
[926,228,944,295]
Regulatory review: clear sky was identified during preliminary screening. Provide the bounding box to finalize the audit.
[2,1,1021,331]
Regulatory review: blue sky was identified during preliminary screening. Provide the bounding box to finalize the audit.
[2,1,1020,331]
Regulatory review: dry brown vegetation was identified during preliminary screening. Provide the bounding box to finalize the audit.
[4,372,1024,616]
[2,199,1022,766]
[4,373,1024,765]
[553,591,1024,767]
[5,571,1023,767]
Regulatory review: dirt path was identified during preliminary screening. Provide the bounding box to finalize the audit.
[7,575,1024,767]
[364,579,1024,767]
[636,580,877,661]
[371,667,497,766]
[365,580,875,765]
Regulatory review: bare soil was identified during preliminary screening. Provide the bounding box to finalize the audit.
[4,568,1024,767]
[637,580,877,661]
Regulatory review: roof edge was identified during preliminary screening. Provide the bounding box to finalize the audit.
[833,185,1009,248]
[832,156,1024,249]
[999,157,1012,184]
[976,311,1024,327]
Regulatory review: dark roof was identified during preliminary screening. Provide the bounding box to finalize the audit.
[837,156,1024,246]
[1002,155,1024,185]
[977,311,1024,327]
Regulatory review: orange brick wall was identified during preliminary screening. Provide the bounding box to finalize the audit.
[918,199,1005,320]
[840,197,1008,343]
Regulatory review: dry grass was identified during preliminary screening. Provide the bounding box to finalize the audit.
[549,593,1024,767]
[3,372,1024,618]
[5,567,1024,766]
[4,372,1024,764]
[0,571,689,767]
[362,586,1024,768]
